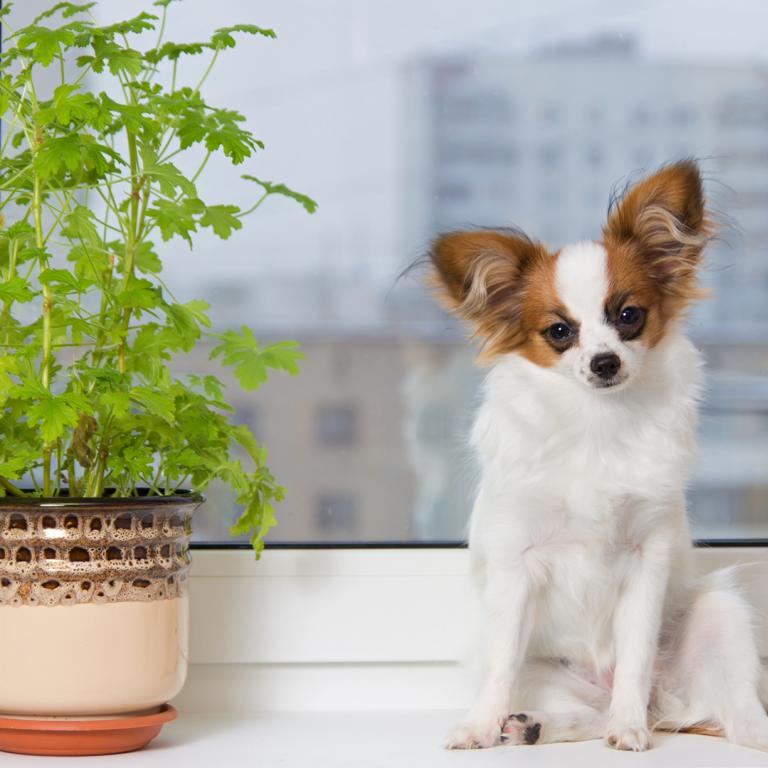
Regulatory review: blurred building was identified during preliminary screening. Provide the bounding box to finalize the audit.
[399,36,768,538]
[183,337,480,543]
[192,36,768,544]
[401,35,768,332]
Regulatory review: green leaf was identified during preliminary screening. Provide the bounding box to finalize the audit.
[147,197,202,245]
[211,24,276,50]
[35,83,101,126]
[178,108,263,164]
[231,423,261,463]
[27,392,89,444]
[0,221,35,242]
[100,94,159,136]
[0,357,18,405]
[141,155,196,199]
[39,268,86,294]
[162,301,208,352]
[94,12,158,38]
[33,3,96,23]
[78,37,144,76]
[33,134,124,180]
[115,277,162,310]
[0,277,36,303]
[60,205,102,246]
[242,175,318,213]
[133,241,162,275]
[210,327,302,390]
[16,25,76,67]
[0,457,32,480]
[100,391,131,417]
[167,299,210,334]
[130,386,175,424]
[199,204,242,239]
[144,41,208,64]
[33,134,81,176]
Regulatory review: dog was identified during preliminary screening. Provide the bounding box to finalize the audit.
[428,161,768,752]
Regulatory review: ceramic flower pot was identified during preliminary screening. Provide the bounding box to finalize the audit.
[0,494,201,720]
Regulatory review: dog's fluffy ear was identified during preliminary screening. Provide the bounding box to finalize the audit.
[430,229,542,319]
[602,160,713,293]
[429,229,546,357]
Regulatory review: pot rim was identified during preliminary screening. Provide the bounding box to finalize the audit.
[0,490,204,507]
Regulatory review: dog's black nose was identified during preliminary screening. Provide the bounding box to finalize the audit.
[590,353,621,380]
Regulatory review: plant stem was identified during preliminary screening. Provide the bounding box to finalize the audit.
[0,237,19,343]
[42,186,76,245]
[67,452,78,497]
[195,48,219,92]
[238,191,270,218]
[31,136,53,496]
[117,130,140,375]
[0,478,25,497]
[190,150,211,184]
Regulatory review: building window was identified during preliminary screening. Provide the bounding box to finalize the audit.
[435,182,471,202]
[315,404,358,447]
[314,494,359,534]
[538,143,563,168]
[236,405,261,439]
[670,105,695,126]
[539,103,562,124]
[585,144,604,166]
[633,106,653,126]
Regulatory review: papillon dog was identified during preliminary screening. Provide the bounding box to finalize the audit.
[429,161,768,752]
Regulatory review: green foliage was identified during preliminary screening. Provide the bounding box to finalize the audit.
[243,175,319,214]
[0,1,317,555]
[210,328,302,390]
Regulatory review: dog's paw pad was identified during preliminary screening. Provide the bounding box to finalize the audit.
[605,725,651,752]
[502,714,542,745]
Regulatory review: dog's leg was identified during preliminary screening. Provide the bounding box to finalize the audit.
[657,576,768,751]
[446,555,533,750]
[502,708,606,745]
[759,666,768,711]
[501,659,610,745]
[605,532,671,752]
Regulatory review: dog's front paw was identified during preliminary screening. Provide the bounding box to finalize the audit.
[445,719,503,750]
[605,720,651,752]
[501,713,542,745]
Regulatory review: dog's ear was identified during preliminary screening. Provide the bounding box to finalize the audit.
[602,160,712,293]
[429,229,546,354]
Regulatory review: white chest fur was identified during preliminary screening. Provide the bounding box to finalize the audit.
[468,330,701,668]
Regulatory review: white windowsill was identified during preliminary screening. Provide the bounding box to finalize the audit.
[8,712,768,767]
[7,548,768,765]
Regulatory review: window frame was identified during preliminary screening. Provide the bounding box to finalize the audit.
[175,545,768,713]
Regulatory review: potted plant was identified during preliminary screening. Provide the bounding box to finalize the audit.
[0,1,315,755]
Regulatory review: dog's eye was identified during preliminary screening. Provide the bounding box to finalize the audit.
[618,306,644,325]
[545,322,573,341]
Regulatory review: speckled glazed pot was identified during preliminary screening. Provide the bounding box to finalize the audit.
[0,494,201,718]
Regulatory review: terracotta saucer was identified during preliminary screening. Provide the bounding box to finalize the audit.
[0,704,177,756]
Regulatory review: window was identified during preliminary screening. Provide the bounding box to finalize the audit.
[66,1,768,546]
[314,494,359,535]
[315,404,358,447]
[585,144,604,167]
[538,143,563,168]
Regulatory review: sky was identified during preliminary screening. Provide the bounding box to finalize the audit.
[10,1,768,294]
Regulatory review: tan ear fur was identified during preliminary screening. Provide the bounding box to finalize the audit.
[602,160,714,302]
[429,229,551,361]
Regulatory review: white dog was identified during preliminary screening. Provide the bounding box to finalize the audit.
[429,161,768,752]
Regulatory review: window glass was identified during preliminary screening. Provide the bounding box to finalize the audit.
[70,1,768,543]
